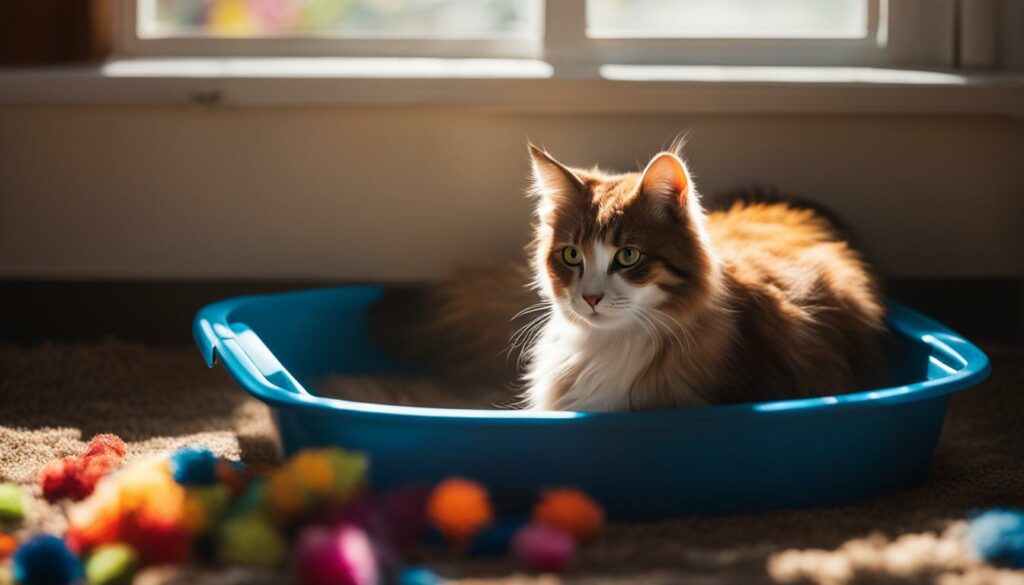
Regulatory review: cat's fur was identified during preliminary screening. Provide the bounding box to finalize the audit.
[367,144,885,412]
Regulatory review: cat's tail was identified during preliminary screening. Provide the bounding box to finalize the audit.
[367,258,539,388]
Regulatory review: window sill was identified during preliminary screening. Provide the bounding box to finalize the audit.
[1,58,1022,116]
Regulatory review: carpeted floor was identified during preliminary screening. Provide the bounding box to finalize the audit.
[1,341,1023,584]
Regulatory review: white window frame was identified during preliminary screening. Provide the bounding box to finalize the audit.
[117,0,957,68]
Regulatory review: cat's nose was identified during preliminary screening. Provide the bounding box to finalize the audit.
[582,294,604,308]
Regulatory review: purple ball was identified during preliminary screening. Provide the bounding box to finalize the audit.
[297,524,379,585]
[512,523,576,572]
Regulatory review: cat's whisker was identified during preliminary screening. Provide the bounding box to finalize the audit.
[505,311,551,362]
[631,311,662,351]
[640,307,688,353]
[511,302,552,321]
[516,316,552,370]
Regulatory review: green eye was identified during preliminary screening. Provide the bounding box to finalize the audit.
[562,246,583,266]
[616,247,642,267]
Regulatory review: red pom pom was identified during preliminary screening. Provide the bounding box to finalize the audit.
[40,434,126,502]
[83,434,127,460]
[73,455,120,499]
[41,455,120,502]
[121,509,191,565]
[40,458,80,502]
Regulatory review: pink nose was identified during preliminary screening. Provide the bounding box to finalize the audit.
[582,294,604,308]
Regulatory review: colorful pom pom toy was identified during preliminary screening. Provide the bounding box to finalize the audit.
[169,446,219,486]
[265,448,368,524]
[296,524,379,585]
[215,513,286,567]
[84,543,138,585]
[969,508,1024,568]
[12,534,84,585]
[398,566,442,585]
[0,482,26,525]
[426,478,494,546]
[82,434,126,460]
[40,434,126,502]
[532,488,606,542]
[0,532,18,560]
[29,438,611,582]
[512,523,576,572]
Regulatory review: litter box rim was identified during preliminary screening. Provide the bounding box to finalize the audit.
[194,286,991,425]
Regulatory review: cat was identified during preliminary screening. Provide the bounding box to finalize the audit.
[366,143,886,412]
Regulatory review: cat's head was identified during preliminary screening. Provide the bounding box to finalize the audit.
[528,145,719,330]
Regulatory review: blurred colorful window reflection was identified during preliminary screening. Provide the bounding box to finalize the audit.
[138,0,540,39]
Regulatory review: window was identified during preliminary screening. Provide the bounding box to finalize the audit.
[123,0,543,58]
[138,0,539,40]
[587,0,868,39]
[120,0,951,69]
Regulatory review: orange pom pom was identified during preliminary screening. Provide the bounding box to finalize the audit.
[532,488,605,542]
[265,468,310,524]
[0,533,17,560]
[426,478,493,545]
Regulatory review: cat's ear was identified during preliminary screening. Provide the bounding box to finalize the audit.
[639,152,692,209]
[528,144,585,205]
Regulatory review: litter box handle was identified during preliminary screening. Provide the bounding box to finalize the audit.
[194,312,312,403]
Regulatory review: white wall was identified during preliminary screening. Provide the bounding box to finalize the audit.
[1,106,1021,280]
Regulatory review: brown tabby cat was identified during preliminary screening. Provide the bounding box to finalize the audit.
[369,144,885,411]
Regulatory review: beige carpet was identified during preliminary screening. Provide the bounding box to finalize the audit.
[1,340,1023,584]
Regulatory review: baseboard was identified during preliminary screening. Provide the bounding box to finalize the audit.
[0,278,1020,345]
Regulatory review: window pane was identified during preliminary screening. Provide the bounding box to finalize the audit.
[139,0,539,39]
[588,0,868,39]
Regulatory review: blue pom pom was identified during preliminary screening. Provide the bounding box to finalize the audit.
[969,508,1024,568]
[169,445,218,486]
[398,566,441,585]
[12,534,84,585]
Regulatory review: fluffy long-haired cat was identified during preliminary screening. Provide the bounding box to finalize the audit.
[368,144,885,411]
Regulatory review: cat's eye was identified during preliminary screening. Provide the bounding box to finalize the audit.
[615,247,642,267]
[561,246,583,266]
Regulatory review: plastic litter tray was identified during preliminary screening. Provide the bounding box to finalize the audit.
[194,286,990,520]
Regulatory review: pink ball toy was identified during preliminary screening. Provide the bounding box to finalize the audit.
[296,524,379,585]
[512,523,576,572]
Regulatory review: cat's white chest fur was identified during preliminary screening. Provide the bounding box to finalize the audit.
[525,313,659,412]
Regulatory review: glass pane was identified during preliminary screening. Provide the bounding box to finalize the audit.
[588,0,868,39]
[139,0,539,39]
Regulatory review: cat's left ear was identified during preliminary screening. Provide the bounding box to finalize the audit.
[528,144,585,205]
[639,152,693,210]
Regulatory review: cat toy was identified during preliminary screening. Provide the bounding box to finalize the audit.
[969,508,1024,568]
[40,434,126,502]
[13,434,611,585]
[0,483,26,526]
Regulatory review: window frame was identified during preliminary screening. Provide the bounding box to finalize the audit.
[555,0,889,68]
[117,0,956,69]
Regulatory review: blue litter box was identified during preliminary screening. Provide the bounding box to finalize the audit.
[194,286,990,520]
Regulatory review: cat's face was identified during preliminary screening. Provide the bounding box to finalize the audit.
[528,146,715,330]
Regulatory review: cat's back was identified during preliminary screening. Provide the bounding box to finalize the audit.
[703,200,886,397]
[705,201,877,309]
